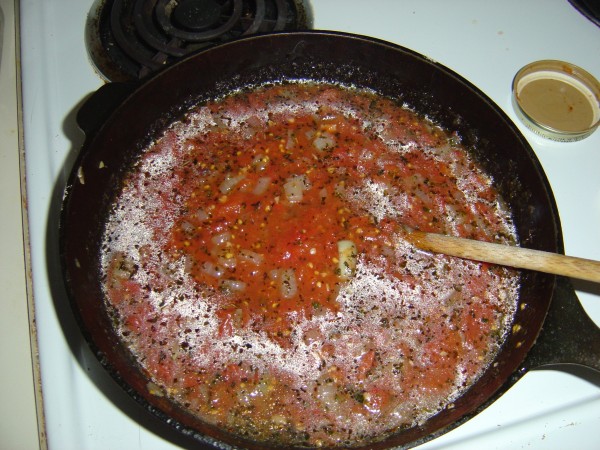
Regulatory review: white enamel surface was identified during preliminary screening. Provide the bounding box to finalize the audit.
[19,0,600,449]
[0,0,41,448]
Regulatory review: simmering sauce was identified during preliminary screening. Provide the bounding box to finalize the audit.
[102,82,519,447]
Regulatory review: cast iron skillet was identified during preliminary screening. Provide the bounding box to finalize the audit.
[60,31,600,449]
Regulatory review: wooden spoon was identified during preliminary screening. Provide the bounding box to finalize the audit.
[408,231,600,283]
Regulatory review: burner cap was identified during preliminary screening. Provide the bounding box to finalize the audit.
[86,0,312,82]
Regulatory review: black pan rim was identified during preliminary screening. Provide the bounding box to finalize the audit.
[59,30,562,450]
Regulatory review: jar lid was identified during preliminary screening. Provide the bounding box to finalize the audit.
[512,60,600,142]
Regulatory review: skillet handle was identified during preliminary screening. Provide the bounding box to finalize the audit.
[520,276,600,372]
[77,82,137,137]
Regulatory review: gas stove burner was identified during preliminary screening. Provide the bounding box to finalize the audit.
[86,0,312,81]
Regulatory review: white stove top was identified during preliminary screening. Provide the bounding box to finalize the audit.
[18,1,600,449]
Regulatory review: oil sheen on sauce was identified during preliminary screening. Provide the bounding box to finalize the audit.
[102,82,519,448]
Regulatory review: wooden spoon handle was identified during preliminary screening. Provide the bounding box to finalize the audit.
[409,231,600,283]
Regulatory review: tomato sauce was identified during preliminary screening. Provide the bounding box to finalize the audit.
[102,82,519,447]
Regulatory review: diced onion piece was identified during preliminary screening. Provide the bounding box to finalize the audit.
[220,279,247,292]
[337,240,358,279]
[279,268,298,299]
[252,154,269,171]
[219,173,246,194]
[303,327,323,345]
[315,380,345,416]
[313,132,336,151]
[217,254,237,269]
[286,130,296,150]
[271,414,288,426]
[319,187,328,203]
[211,113,227,129]
[201,261,224,278]
[147,381,164,397]
[252,176,272,195]
[211,232,232,246]
[257,376,274,395]
[243,115,262,138]
[247,114,262,126]
[113,267,132,280]
[316,381,336,404]
[360,148,374,161]
[283,174,311,203]
[180,220,195,234]
[196,208,210,221]
[113,254,136,279]
[334,181,346,198]
[239,249,264,265]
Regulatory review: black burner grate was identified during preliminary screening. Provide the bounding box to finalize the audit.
[86,0,312,81]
